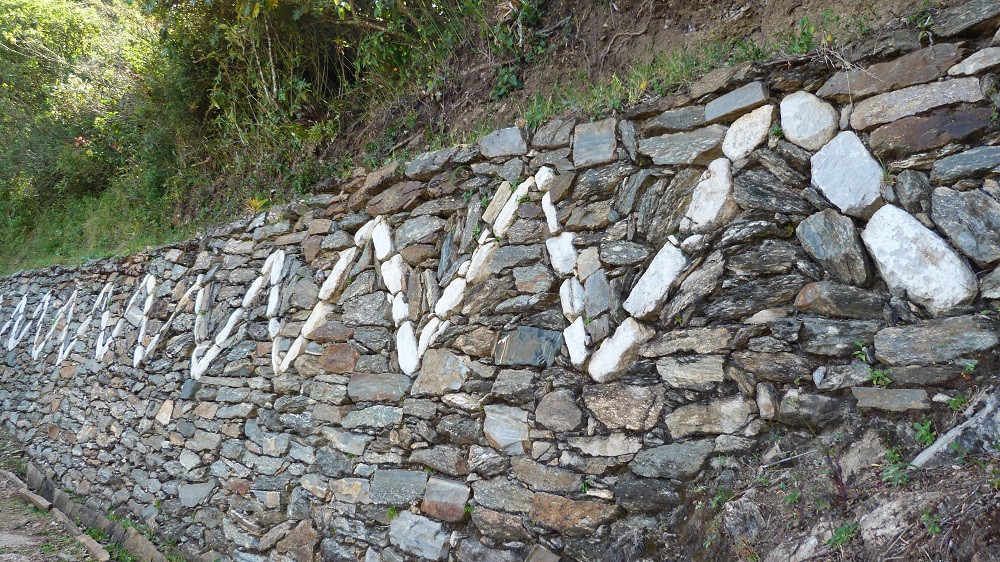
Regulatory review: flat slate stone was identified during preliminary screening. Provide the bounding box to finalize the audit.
[861,205,978,316]
[664,397,755,438]
[705,81,769,123]
[370,469,428,505]
[733,167,812,214]
[528,492,618,536]
[931,146,1000,184]
[931,187,1000,266]
[533,117,578,149]
[406,147,458,180]
[810,131,884,218]
[656,355,726,391]
[600,240,651,266]
[852,388,930,411]
[471,478,535,513]
[869,107,992,159]
[732,351,812,383]
[934,0,1000,37]
[950,47,1000,75]
[389,511,449,560]
[798,318,883,356]
[794,282,887,319]
[895,169,932,213]
[421,477,470,522]
[874,315,998,365]
[347,372,411,402]
[480,127,528,159]
[643,105,706,135]
[637,125,727,165]
[850,77,984,130]
[816,44,962,102]
[777,390,843,428]
[796,209,872,286]
[494,327,563,367]
[629,439,714,479]
[572,118,617,169]
[483,405,531,455]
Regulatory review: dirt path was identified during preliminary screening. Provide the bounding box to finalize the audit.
[0,475,93,562]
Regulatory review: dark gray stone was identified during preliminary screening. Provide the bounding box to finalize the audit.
[629,440,714,479]
[637,125,727,166]
[732,351,812,383]
[931,187,1000,266]
[533,117,579,149]
[796,209,871,286]
[573,161,637,201]
[600,240,651,266]
[874,316,998,365]
[733,168,813,213]
[643,106,706,135]
[614,169,656,215]
[852,388,930,411]
[406,147,458,180]
[341,292,392,327]
[931,146,1000,184]
[614,478,680,513]
[370,469,428,505]
[726,239,808,277]
[777,390,844,428]
[704,275,805,321]
[347,373,410,402]
[894,170,932,213]
[934,0,1000,36]
[494,327,564,367]
[705,81,769,122]
[572,118,617,169]
[480,127,528,159]
[394,216,445,249]
[794,282,887,319]
[798,318,884,356]
[317,447,352,477]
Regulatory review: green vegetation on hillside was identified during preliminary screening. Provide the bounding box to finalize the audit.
[0,0,923,275]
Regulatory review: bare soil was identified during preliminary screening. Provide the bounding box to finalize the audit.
[0,476,92,562]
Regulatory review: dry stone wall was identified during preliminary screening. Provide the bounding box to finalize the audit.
[3,9,1000,562]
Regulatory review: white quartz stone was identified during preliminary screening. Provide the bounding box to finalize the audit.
[417,316,442,357]
[810,131,884,219]
[302,301,335,338]
[494,178,534,238]
[483,181,513,224]
[622,242,687,319]
[564,317,588,368]
[354,218,377,247]
[535,166,556,191]
[318,247,359,301]
[779,91,839,151]
[397,321,420,375]
[541,191,560,234]
[392,293,409,326]
[465,241,498,286]
[372,217,394,261]
[155,400,173,426]
[588,317,654,383]
[434,277,467,318]
[559,278,585,321]
[546,232,576,276]
[680,158,738,234]
[722,104,774,161]
[861,205,978,316]
[380,254,407,295]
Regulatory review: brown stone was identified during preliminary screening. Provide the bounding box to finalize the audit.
[454,327,497,357]
[321,343,359,374]
[276,520,319,562]
[793,281,887,319]
[47,424,59,439]
[399,244,437,266]
[302,235,323,263]
[309,321,354,343]
[471,507,529,541]
[366,180,425,216]
[274,231,308,246]
[228,479,251,495]
[582,383,664,431]
[816,44,962,102]
[732,351,812,383]
[528,492,619,536]
[869,107,992,159]
[548,173,575,203]
[348,160,399,211]
[420,477,470,522]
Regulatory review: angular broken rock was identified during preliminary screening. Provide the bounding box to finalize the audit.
[480,127,528,159]
[483,405,531,455]
[794,281,887,319]
[588,318,654,383]
[535,389,583,431]
[816,44,962,102]
[874,315,999,365]
[412,349,471,396]
[721,104,774,161]
[680,158,738,235]
[930,146,1000,184]
[664,397,756,438]
[861,205,978,316]
[948,46,1000,75]
[795,209,871,286]
[852,388,930,411]
[389,511,449,561]
[705,81,769,123]
[869,107,993,160]
[637,125,727,165]
[779,91,838,151]
[528,492,619,536]
[656,355,726,391]
[622,242,687,319]
[810,131,884,219]
[931,187,1000,267]
[421,477,471,522]
[629,440,714,479]
[583,383,664,431]
[572,118,618,169]
[850,77,984,130]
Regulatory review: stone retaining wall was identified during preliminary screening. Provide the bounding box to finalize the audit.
[2,6,1000,562]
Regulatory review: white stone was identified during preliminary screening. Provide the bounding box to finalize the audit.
[810,131,884,219]
[372,217,394,261]
[588,318,654,383]
[457,261,470,277]
[948,47,1000,76]
[861,205,978,316]
[466,241,497,286]
[302,301,334,338]
[392,293,409,325]
[779,91,839,151]
[680,158,738,234]
[278,335,306,373]
[559,278,585,321]
[417,316,442,357]
[564,317,588,368]
[541,191,560,234]
[155,400,173,426]
[566,433,643,457]
[380,254,407,295]
[354,218,377,247]
[397,321,420,376]
[318,247,358,301]
[434,277,466,318]
[546,232,576,276]
[622,242,687,319]
[494,178,534,238]
[535,166,556,191]
[483,182,512,224]
[722,104,774,161]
